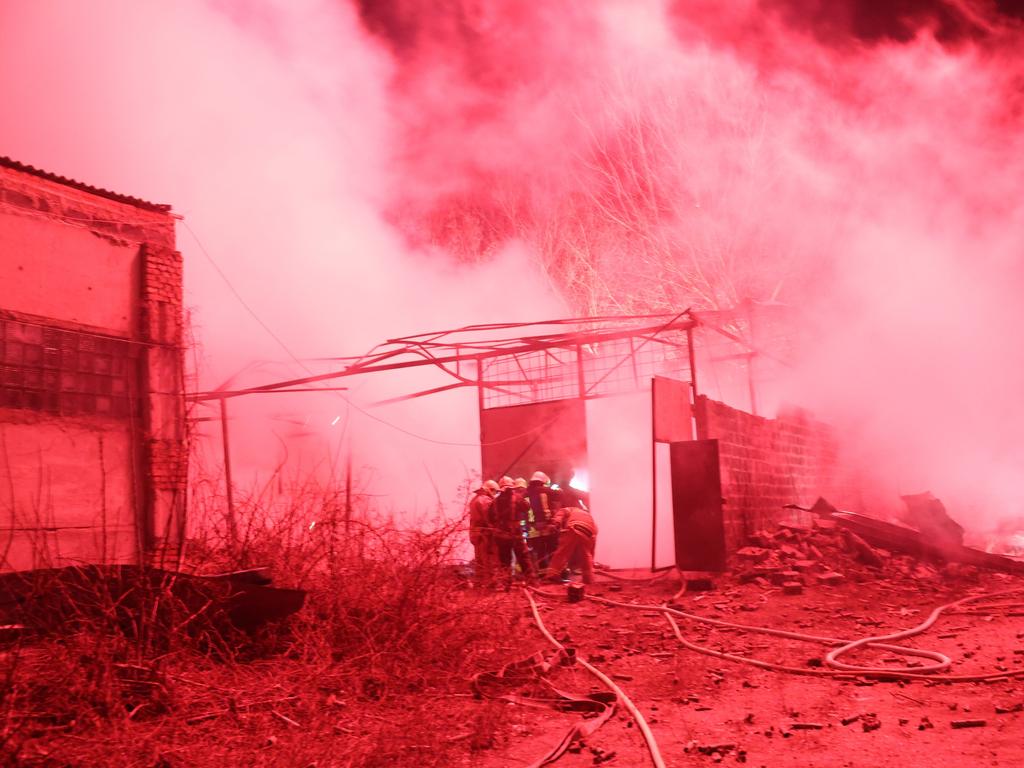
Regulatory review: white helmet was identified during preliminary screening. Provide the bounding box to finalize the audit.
[483,479,500,493]
[499,476,514,489]
[530,471,550,485]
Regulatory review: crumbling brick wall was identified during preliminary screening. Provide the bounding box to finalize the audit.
[694,395,862,553]
[0,157,186,568]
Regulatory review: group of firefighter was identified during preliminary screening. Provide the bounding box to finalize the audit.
[467,470,599,587]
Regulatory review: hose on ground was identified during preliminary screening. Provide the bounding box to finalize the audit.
[523,588,667,768]
[594,567,673,583]
[824,588,1024,677]
[535,585,1024,682]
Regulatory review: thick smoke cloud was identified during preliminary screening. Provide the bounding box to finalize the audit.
[2,0,1023,537]
[354,0,1024,529]
[0,0,566,520]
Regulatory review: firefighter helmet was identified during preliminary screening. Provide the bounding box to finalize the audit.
[483,479,500,493]
[530,471,550,485]
[499,476,514,489]
[514,477,528,489]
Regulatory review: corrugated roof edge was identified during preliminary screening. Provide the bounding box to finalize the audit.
[0,155,172,214]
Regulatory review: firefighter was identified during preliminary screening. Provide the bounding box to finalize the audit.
[544,493,599,585]
[492,476,535,584]
[526,471,558,572]
[468,479,499,585]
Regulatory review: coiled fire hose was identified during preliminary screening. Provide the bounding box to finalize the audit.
[520,583,1024,765]
[566,586,1024,682]
[523,588,667,768]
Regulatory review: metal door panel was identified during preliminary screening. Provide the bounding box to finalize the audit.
[670,439,726,572]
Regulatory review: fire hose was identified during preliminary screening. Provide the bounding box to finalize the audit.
[515,584,1024,765]
[594,567,674,583]
[523,588,667,768]
[471,654,617,768]
[558,586,1024,682]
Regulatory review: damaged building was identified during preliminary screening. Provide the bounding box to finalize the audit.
[0,157,186,570]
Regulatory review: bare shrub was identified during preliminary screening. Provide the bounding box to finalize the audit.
[0,469,523,766]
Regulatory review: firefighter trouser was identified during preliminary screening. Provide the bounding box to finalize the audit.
[495,535,535,579]
[546,526,596,584]
[472,535,496,583]
[531,533,559,572]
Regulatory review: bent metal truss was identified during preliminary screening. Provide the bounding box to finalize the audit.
[191,305,786,414]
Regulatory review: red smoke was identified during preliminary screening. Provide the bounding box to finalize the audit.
[358,0,1024,528]
[2,1,1024,531]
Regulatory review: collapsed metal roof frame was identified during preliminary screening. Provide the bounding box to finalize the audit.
[191,306,778,410]
[188,307,780,543]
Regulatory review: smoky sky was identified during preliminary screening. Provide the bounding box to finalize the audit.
[761,0,1024,44]
[357,1,1024,55]
[342,0,1024,528]
[3,0,1024,532]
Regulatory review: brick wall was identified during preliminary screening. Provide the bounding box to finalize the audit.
[694,395,862,553]
[0,159,186,568]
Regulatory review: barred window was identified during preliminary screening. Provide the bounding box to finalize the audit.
[0,318,138,417]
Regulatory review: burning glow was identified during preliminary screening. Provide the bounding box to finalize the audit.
[569,468,590,494]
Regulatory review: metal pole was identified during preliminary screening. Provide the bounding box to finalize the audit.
[219,397,238,555]
[747,354,758,416]
[345,446,352,534]
[745,299,758,416]
[628,336,640,389]
[651,382,657,571]
[477,355,487,473]
[576,343,587,399]
[686,326,698,397]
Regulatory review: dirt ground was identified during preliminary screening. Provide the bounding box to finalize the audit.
[4,533,1023,767]
[470,566,1024,768]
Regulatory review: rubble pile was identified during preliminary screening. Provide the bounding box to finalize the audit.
[733,518,979,593]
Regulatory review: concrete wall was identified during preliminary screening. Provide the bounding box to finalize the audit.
[0,210,138,333]
[695,395,863,553]
[0,160,185,570]
[0,416,136,570]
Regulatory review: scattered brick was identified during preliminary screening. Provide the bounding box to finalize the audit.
[736,546,769,563]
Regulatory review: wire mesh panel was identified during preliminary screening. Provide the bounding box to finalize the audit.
[480,346,579,408]
[581,332,691,399]
[481,329,693,409]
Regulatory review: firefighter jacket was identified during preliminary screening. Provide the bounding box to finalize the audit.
[493,487,529,539]
[526,481,554,533]
[552,506,597,539]
[468,490,494,545]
